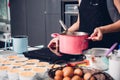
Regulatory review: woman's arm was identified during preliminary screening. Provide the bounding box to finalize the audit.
[98,20,120,34]
[68,14,80,32]
[89,20,120,41]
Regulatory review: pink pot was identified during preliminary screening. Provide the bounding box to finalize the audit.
[52,32,89,55]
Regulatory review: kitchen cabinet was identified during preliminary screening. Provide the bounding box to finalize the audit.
[25,0,46,46]
[10,0,61,47]
[45,14,61,44]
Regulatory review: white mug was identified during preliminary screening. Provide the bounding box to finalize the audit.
[12,35,28,53]
[109,55,120,80]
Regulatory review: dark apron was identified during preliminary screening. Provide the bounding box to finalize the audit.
[78,0,120,49]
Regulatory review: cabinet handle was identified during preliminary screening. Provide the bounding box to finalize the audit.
[44,11,47,14]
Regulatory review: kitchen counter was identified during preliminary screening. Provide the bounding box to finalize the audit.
[0,46,115,80]
[0,45,87,80]
[0,45,55,80]
[0,45,44,58]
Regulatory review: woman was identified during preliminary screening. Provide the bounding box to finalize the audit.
[48,0,120,56]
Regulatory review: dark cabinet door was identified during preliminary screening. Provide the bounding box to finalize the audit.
[45,0,61,46]
[46,0,61,14]
[10,0,27,36]
[26,0,46,46]
[46,14,61,45]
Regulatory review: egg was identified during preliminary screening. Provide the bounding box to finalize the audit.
[74,68,83,76]
[55,70,63,77]
[84,72,92,80]
[62,66,74,77]
[54,75,63,80]
[90,76,96,80]
[71,75,83,80]
[63,77,71,80]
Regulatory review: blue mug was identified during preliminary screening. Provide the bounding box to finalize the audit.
[12,35,28,53]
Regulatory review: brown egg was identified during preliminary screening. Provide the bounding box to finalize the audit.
[54,75,63,80]
[90,76,96,80]
[55,70,63,77]
[84,72,92,80]
[63,77,71,80]
[74,68,83,76]
[62,66,74,77]
[71,75,83,80]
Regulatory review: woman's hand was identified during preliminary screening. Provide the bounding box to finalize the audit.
[88,28,103,41]
[47,37,62,56]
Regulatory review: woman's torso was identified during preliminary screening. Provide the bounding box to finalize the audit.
[78,0,120,49]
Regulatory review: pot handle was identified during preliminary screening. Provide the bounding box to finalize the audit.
[48,33,62,56]
[86,37,92,41]
[51,33,60,38]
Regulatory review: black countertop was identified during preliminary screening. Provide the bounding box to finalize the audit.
[24,47,86,64]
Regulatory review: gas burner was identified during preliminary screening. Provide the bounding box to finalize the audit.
[23,48,86,64]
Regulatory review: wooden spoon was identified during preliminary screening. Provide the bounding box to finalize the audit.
[59,20,74,35]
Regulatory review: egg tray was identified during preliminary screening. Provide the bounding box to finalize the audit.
[48,65,114,80]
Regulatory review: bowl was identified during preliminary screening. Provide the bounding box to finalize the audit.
[48,64,113,80]
[83,48,113,71]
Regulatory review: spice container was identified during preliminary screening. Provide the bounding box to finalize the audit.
[109,55,120,80]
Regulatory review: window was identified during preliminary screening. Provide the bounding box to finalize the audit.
[0,0,10,23]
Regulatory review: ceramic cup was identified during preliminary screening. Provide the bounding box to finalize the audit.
[32,67,47,79]
[12,35,28,53]
[19,71,37,80]
[0,66,9,80]
[7,68,20,80]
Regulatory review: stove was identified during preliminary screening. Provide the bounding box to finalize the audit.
[23,47,86,64]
